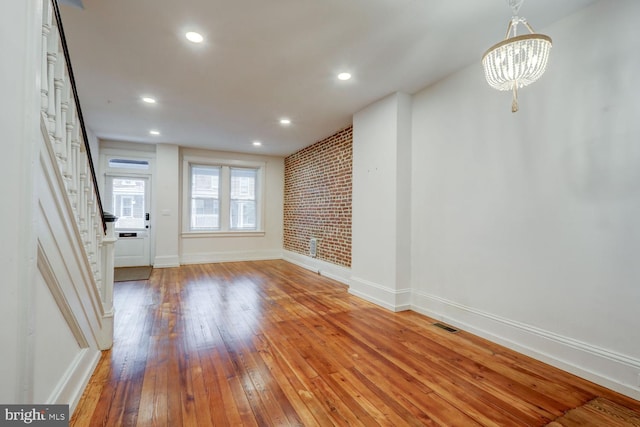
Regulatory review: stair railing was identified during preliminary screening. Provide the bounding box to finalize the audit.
[40,0,116,348]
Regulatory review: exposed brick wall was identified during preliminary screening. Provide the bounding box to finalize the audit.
[284,126,352,267]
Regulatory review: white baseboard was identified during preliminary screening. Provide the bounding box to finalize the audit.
[181,249,282,265]
[98,310,114,350]
[412,290,640,400]
[49,348,101,413]
[153,255,181,268]
[282,250,351,286]
[349,276,411,312]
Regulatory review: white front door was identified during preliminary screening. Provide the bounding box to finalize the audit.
[105,175,151,267]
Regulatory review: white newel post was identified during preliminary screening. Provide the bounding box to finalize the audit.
[99,213,117,350]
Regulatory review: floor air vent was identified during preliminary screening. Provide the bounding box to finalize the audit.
[432,322,459,333]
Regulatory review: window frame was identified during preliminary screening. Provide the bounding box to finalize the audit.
[182,156,265,236]
[120,195,133,217]
[229,167,258,231]
[189,164,221,231]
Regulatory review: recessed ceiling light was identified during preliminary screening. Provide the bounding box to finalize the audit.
[337,72,352,81]
[142,96,156,104]
[252,141,262,147]
[279,118,291,126]
[149,130,160,136]
[185,31,204,43]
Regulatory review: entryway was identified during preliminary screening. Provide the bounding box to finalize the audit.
[105,175,151,267]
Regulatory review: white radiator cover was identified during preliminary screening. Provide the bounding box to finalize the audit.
[309,238,317,258]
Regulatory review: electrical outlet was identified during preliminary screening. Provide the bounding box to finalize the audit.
[637,373,640,388]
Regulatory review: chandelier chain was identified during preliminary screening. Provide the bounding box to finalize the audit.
[507,0,524,16]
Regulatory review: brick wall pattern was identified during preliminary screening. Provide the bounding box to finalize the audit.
[284,126,352,267]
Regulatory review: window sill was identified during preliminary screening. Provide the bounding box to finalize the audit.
[181,231,266,238]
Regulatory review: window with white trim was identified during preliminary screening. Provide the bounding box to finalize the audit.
[230,168,257,230]
[184,158,264,233]
[190,165,220,230]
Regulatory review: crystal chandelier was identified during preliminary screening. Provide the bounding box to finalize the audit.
[482,0,552,112]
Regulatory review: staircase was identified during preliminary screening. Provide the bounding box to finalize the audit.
[1,0,116,410]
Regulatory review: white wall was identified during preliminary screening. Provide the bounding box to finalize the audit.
[0,0,41,403]
[351,92,412,311]
[410,0,640,399]
[180,148,284,264]
[154,144,181,267]
[85,127,99,173]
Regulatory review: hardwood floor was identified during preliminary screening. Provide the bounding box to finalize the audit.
[71,260,640,426]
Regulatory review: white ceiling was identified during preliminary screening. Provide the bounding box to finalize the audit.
[59,0,597,157]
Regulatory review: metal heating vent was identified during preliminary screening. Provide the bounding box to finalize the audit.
[432,322,459,333]
[309,238,317,258]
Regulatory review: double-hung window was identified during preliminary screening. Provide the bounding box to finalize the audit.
[184,158,263,233]
[190,165,220,230]
[230,168,257,230]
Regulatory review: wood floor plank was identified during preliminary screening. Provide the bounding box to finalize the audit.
[253,332,330,426]
[71,260,640,426]
[328,309,544,425]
